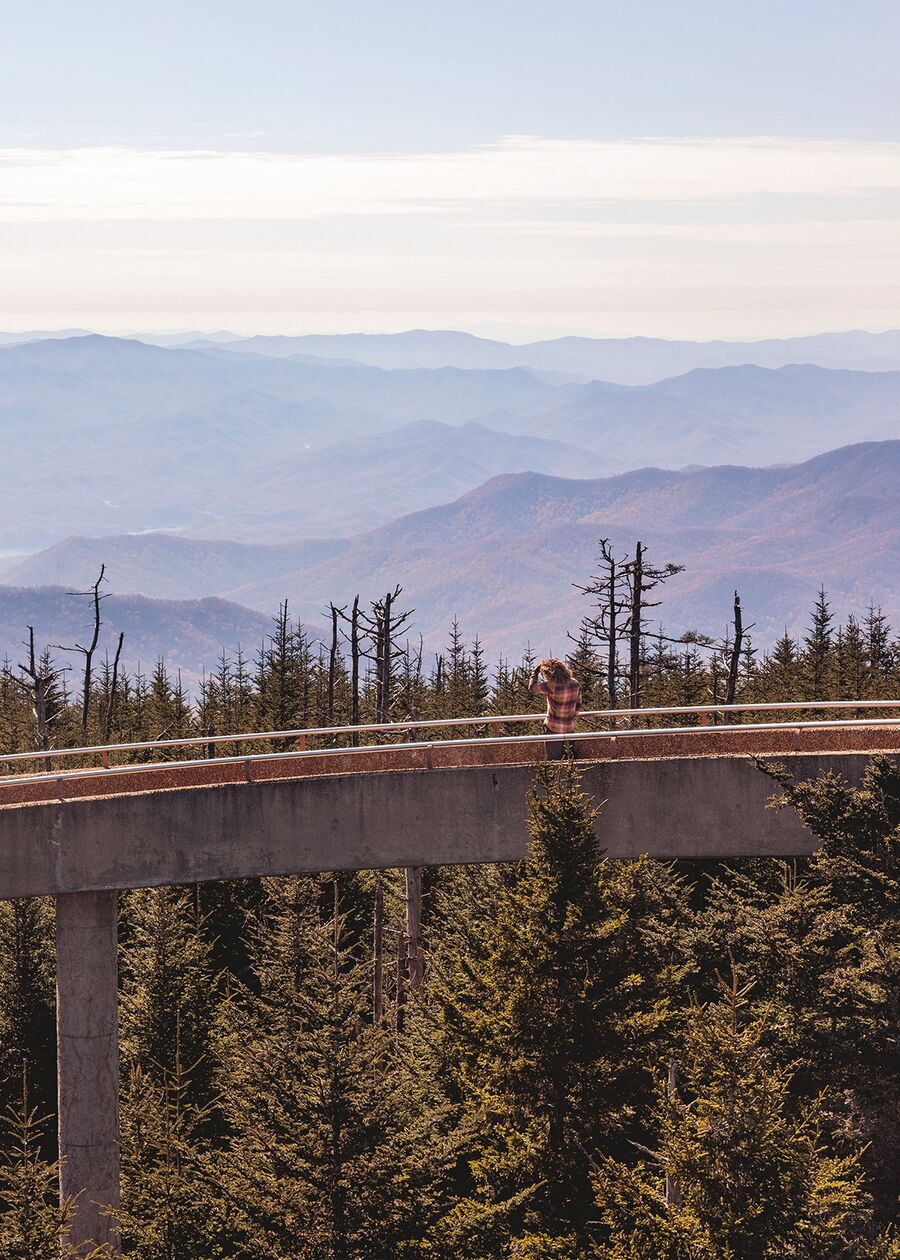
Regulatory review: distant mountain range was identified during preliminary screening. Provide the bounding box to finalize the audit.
[2,335,898,551]
[184,328,900,383]
[5,326,900,381]
[7,441,900,659]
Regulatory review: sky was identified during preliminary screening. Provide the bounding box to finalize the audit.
[1,0,899,340]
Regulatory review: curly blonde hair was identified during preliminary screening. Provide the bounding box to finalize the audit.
[539,658,573,687]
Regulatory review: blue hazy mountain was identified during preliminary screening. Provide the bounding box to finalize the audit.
[2,335,898,552]
[199,328,900,383]
[6,441,899,656]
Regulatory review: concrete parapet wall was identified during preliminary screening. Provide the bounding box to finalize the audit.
[0,748,894,899]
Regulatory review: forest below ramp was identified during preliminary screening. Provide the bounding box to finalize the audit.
[0,757,896,1258]
[0,582,898,1256]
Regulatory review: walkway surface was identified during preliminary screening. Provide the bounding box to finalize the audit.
[3,721,899,811]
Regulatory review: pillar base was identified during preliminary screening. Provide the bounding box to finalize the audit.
[56,890,120,1253]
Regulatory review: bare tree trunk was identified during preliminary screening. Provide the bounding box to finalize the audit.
[395,931,407,1035]
[78,567,105,739]
[350,595,361,745]
[665,1062,682,1207]
[724,591,744,707]
[709,653,720,725]
[373,877,384,1023]
[380,589,393,725]
[607,551,618,707]
[102,631,125,743]
[404,866,424,992]
[327,603,341,728]
[629,540,644,712]
[18,627,54,772]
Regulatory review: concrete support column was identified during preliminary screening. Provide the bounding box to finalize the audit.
[55,890,120,1254]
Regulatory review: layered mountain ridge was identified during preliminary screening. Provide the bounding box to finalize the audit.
[6,440,899,659]
[2,335,898,550]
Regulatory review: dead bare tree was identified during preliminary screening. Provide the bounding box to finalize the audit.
[626,542,684,710]
[724,591,744,708]
[337,595,365,746]
[102,631,125,742]
[573,540,631,708]
[15,628,62,771]
[373,876,385,1023]
[326,602,345,729]
[54,565,124,741]
[359,586,415,731]
[405,866,425,993]
[395,930,407,1035]
[655,591,754,716]
[574,539,682,710]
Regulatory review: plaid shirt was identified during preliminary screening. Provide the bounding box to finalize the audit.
[530,675,583,734]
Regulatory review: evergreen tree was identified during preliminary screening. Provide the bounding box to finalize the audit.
[803,587,835,699]
[115,1061,228,1260]
[836,614,869,700]
[431,764,682,1256]
[0,900,55,1126]
[759,754,900,1222]
[255,602,307,734]
[119,887,219,1105]
[0,1101,86,1260]
[593,968,887,1260]
[212,876,457,1259]
[864,603,894,677]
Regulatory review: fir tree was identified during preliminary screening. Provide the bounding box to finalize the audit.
[593,967,885,1260]
[0,1100,86,1260]
[803,587,835,699]
[759,754,900,1221]
[119,886,219,1105]
[864,602,893,677]
[431,764,682,1256]
[211,876,457,1259]
[114,1061,228,1260]
[0,900,55,1125]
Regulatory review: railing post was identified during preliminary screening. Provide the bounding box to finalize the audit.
[56,890,121,1254]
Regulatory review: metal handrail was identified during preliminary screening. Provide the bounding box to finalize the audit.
[2,715,899,791]
[1,699,898,769]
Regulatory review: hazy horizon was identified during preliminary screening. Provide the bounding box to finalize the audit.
[3,1,898,340]
[4,322,900,345]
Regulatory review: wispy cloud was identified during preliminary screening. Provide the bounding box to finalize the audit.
[2,136,900,223]
[1,136,898,338]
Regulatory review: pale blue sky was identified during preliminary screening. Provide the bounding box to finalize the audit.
[1,2,899,337]
[5,0,900,149]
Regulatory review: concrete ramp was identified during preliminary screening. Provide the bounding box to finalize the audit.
[0,750,887,900]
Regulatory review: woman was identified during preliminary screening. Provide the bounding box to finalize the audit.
[529,657,582,760]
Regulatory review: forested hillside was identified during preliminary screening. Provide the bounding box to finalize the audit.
[2,335,899,550]
[9,440,900,656]
[1,575,899,1255]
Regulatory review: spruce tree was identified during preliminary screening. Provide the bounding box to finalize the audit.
[0,1100,86,1260]
[759,754,900,1222]
[119,886,219,1105]
[0,899,56,1127]
[115,1061,228,1260]
[803,587,835,699]
[592,968,886,1260]
[431,763,684,1256]
[211,876,457,1259]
